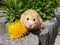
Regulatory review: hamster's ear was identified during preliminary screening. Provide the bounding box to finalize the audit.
[37,15,43,29]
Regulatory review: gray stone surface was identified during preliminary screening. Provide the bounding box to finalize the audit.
[39,18,59,45]
[39,28,49,45]
[0,17,7,23]
[0,10,6,17]
[54,35,60,45]
[39,20,55,45]
[0,13,7,17]
[0,10,5,13]
[5,22,10,30]
[0,22,7,35]
[0,33,39,45]
[58,28,60,35]
[55,7,60,27]
[0,16,7,35]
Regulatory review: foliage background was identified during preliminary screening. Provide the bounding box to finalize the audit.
[2,0,60,22]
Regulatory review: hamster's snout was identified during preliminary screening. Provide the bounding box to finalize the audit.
[28,21,33,28]
[27,21,36,29]
[29,24,33,28]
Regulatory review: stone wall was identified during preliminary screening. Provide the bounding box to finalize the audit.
[0,10,7,35]
[0,8,60,45]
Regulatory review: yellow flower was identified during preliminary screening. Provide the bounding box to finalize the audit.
[8,21,27,39]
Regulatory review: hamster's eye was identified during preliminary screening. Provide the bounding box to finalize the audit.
[33,19,35,21]
[27,18,29,20]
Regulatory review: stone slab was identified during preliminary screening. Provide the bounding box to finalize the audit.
[0,33,39,45]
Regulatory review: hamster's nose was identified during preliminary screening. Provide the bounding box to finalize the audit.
[28,21,33,27]
[29,24,32,27]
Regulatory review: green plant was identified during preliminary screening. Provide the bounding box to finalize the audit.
[3,0,60,22]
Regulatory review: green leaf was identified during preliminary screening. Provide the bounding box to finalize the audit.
[10,16,15,22]
[19,9,24,13]
[46,16,52,20]
[42,13,47,18]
